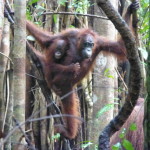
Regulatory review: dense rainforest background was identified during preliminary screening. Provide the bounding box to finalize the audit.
[0,0,149,150]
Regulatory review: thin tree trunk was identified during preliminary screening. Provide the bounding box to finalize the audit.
[89,0,118,146]
[1,19,11,130]
[12,0,26,148]
[0,18,10,150]
[0,0,5,134]
[0,0,4,43]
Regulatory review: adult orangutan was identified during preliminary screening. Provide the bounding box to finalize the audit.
[26,1,139,139]
[110,98,144,150]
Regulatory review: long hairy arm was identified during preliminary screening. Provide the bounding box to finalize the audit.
[26,21,52,47]
[94,1,139,61]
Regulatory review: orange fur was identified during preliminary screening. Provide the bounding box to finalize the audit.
[55,91,80,139]
[110,98,144,150]
[26,2,135,139]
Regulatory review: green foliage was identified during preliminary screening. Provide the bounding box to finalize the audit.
[122,139,134,150]
[26,8,32,20]
[104,68,114,79]
[129,123,137,131]
[138,0,150,50]
[69,25,75,28]
[112,124,137,150]
[112,142,121,150]
[119,128,126,139]
[69,0,91,13]
[80,141,98,150]
[81,141,93,148]
[112,140,135,150]
[51,133,60,141]
[26,0,45,25]
[53,15,59,24]
[35,5,45,16]
[96,103,118,118]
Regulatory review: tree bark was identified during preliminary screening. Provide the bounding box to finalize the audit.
[89,0,118,147]
[0,18,10,132]
[0,0,5,133]
[12,0,26,147]
[0,0,4,44]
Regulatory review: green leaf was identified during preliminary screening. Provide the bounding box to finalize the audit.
[34,22,41,25]
[107,75,114,78]
[81,142,93,148]
[119,128,126,139]
[112,142,121,150]
[80,140,93,144]
[122,139,134,150]
[26,9,32,20]
[51,133,60,140]
[36,5,45,16]
[53,15,58,24]
[36,5,45,11]
[96,103,116,118]
[104,68,114,79]
[69,25,75,28]
[129,123,137,131]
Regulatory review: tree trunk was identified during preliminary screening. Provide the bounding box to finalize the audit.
[0,0,5,133]
[0,18,11,150]
[12,0,26,148]
[0,0,4,43]
[89,0,118,145]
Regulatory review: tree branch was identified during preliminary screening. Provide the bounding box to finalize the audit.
[42,11,108,20]
[26,42,65,125]
[26,41,53,103]
[96,0,142,149]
